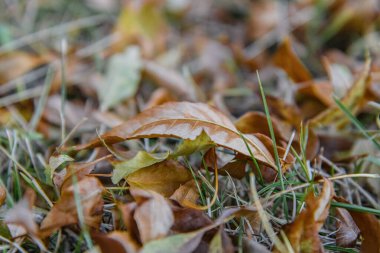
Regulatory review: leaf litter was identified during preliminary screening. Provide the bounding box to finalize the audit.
[0,0,380,252]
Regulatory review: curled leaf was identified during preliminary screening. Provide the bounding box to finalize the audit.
[40,177,104,238]
[73,102,275,168]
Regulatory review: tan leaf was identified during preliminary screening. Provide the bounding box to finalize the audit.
[0,185,6,206]
[40,177,104,238]
[4,188,38,238]
[130,189,174,243]
[335,196,380,253]
[235,111,286,141]
[145,88,176,109]
[310,59,371,127]
[170,180,200,206]
[143,60,202,101]
[73,102,275,168]
[272,37,313,84]
[127,159,192,197]
[0,51,51,83]
[335,207,359,248]
[274,178,334,253]
[296,81,334,107]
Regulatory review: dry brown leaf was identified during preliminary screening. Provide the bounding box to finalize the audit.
[274,178,334,253]
[0,185,6,206]
[93,231,140,253]
[73,102,275,168]
[272,37,313,84]
[235,111,286,141]
[127,159,192,197]
[4,188,38,238]
[335,196,380,253]
[145,88,176,109]
[267,96,303,127]
[40,177,104,238]
[335,207,359,248]
[171,205,213,233]
[0,51,51,83]
[130,189,174,243]
[296,81,334,107]
[248,1,280,40]
[142,60,201,101]
[170,180,200,206]
[310,59,371,127]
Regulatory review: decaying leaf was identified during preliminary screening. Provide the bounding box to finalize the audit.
[0,51,51,83]
[130,189,174,243]
[4,188,38,238]
[73,102,275,167]
[112,151,169,183]
[40,177,104,238]
[335,196,380,253]
[335,207,359,248]
[235,111,286,141]
[170,180,200,206]
[310,59,371,127]
[274,178,334,253]
[93,231,140,253]
[126,159,192,197]
[140,229,205,253]
[272,37,313,84]
[0,185,6,206]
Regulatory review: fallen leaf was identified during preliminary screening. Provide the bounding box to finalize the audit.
[4,188,38,238]
[170,180,200,206]
[73,102,275,168]
[335,207,359,248]
[335,196,380,253]
[0,185,6,206]
[310,59,371,127]
[143,60,201,101]
[112,151,169,183]
[272,37,313,84]
[40,177,104,238]
[145,88,176,109]
[46,154,74,183]
[110,0,167,56]
[0,51,51,83]
[171,130,214,157]
[235,111,286,141]
[140,230,205,253]
[130,189,174,243]
[93,231,140,253]
[296,81,334,107]
[99,46,142,111]
[274,178,334,253]
[171,206,212,233]
[126,159,192,197]
[209,228,234,253]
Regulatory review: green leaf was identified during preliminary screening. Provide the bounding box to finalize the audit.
[170,130,214,157]
[45,154,74,183]
[209,231,223,253]
[99,46,142,111]
[112,151,169,183]
[141,230,204,253]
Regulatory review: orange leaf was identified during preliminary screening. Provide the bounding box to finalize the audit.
[272,37,313,84]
